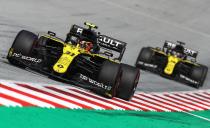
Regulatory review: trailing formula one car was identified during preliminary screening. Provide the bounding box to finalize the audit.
[135,41,208,88]
[7,22,140,101]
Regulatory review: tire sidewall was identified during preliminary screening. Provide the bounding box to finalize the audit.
[98,61,121,98]
[117,64,140,100]
[11,30,38,55]
[136,47,153,67]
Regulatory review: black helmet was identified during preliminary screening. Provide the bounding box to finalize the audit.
[81,29,97,43]
[174,45,184,54]
[172,45,185,58]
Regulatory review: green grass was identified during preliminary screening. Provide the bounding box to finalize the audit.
[0,107,209,128]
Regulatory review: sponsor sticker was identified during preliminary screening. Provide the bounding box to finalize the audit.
[180,74,198,84]
[138,61,157,68]
[80,74,112,91]
[98,35,123,49]
[12,52,42,63]
[183,48,197,57]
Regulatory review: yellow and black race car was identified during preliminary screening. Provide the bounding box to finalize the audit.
[135,41,208,88]
[7,22,140,101]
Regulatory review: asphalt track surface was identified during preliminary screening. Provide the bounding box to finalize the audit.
[0,0,210,92]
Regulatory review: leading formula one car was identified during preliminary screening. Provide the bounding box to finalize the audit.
[135,41,208,88]
[7,22,140,101]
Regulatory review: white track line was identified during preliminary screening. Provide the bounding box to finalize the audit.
[1,80,210,112]
[37,86,105,110]
[12,83,82,109]
[193,93,210,102]
[52,86,126,110]
[199,93,210,99]
[203,92,210,97]
[63,87,140,111]
[134,94,172,112]
[2,82,84,109]
[125,98,156,111]
[139,93,186,111]
[130,98,158,111]
[151,93,194,111]
[0,97,22,107]
[182,111,210,122]
[132,97,170,112]
[185,93,210,106]
[164,93,204,111]
[0,87,54,108]
[174,93,210,110]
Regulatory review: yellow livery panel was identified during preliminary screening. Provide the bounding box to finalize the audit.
[53,44,81,73]
[164,56,180,75]
[53,54,74,73]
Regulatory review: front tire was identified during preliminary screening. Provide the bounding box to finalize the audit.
[116,64,140,101]
[98,61,122,98]
[191,65,208,88]
[7,30,38,67]
[135,47,154,69]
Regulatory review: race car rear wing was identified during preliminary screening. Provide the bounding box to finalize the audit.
[163,41,198,58]
[68,24,127,61]
[68,25,97,42]
[98,35,127,61]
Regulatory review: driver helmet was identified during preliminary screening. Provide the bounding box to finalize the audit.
[172,45,184,58]
[79,40,93,52]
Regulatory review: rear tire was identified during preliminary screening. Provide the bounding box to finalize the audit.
[7,30,38,67]
[191,65,208,88]
[117,64,140,101]
[98,61,122,98]
[135,47,154,69]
